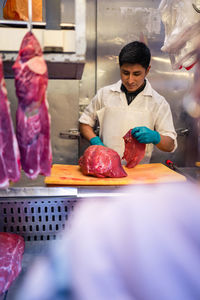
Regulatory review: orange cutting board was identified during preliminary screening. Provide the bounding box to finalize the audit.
[45,163,186,186]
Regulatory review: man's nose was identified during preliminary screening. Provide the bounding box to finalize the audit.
[128,74,134,83]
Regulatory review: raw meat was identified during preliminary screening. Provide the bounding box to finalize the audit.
[12,32,52,179]
[79,145,127,178]
[122,129,146,168]
[0,232,25,294]
[0,56,21,188]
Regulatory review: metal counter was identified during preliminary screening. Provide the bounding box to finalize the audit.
[0,166,199,243]
[0,167,199,300]
[178,167,200,181]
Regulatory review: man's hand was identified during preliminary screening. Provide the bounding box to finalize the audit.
[131,126,161,145]
[90,136,105,146]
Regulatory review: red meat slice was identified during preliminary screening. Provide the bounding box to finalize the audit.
[0,233,25,294]
[79,145,127,178]
[12,32,52,179]
[0,57,21,188]
[122,129,146,168]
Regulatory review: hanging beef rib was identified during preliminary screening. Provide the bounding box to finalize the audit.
[12,32,52,179]
[122,129,146,168]
[79,145,127,178]
[0,232,25,295]
[0,56,21,188]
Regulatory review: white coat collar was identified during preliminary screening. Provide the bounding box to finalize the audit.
[110,79,153,97]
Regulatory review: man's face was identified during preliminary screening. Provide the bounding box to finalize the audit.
[120,63,150,92]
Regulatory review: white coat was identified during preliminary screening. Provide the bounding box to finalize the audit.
[79,79,177,163]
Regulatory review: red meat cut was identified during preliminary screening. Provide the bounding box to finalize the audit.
[12,31,52,179]
[79,145,127,178]
[0,56,21,188]
[0,233,25,294]
[122,129,146,168]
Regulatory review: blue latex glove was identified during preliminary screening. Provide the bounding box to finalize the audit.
[90,136,105,146]
[131,126,161,145]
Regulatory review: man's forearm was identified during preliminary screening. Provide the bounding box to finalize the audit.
[156,135,175,152]
[79,123,96,141]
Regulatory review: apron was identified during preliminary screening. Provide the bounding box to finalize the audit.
[96,94,154,164]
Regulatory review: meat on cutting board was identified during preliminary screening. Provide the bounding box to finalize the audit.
[122,129,146,168]
[0,232,25,295]
[79,145,127,178]
[12,31,52,179]
[0,56,21,188]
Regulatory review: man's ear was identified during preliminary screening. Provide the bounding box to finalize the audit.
[146,65,151,75]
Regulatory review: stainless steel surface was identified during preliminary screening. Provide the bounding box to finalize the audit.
[46,0,61,30]
[0,187,77,198]
[166,160,199,182]
[0,195,77,241]
[178,167,200,181]
[78,191,128,198]
[60,128,80,139]
[96,0,162,88]
[176,128,189,136]
[61,0,75,24]
[48,79,80,164]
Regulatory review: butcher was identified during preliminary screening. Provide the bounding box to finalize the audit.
[79,41,177,163]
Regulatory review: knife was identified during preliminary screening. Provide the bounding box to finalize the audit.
[165,160,196,182]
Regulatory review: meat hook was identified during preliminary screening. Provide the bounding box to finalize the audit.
[27,0,33,32]
[192,3,200,13]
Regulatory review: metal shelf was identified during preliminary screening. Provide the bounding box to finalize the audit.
[0,0,86,79]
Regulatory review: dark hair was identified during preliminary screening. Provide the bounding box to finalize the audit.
[119,41,151,69]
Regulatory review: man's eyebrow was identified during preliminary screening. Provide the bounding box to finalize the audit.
[121,69,142,73]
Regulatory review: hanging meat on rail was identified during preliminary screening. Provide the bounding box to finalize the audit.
[0,232,25,295]
[122,129,146,168]
[79,145,127,178]
[13,32,52,179]
[0,57,21,188]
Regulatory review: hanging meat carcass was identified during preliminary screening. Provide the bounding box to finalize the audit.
[0,56,21,188]
[122,129,146,168]
[0,232,25,295]
[79,145,127,178]
[13,32,52,179]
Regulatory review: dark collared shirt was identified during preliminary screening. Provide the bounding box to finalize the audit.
[121,80,146,105]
